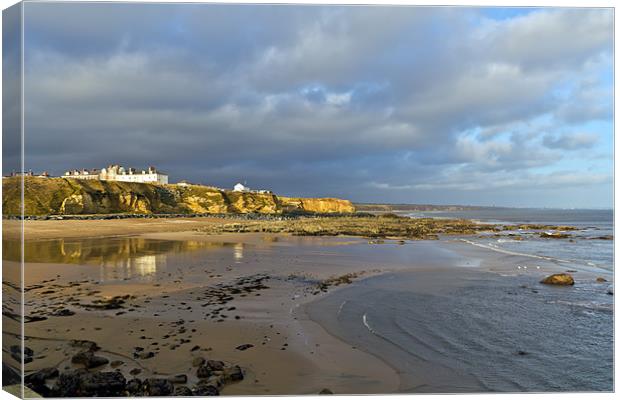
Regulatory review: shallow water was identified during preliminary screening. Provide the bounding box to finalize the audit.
[307,267,614,392]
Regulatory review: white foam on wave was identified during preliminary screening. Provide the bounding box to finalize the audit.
[459,238,572,264]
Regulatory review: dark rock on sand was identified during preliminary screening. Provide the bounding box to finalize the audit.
[174,386,194,396]
[319,388,334,394]
[10,345,34,363]
[125,378,143,396]
[129,368,142,376]
[25,367,59,396]
[144,378,174,396]
[224,365,244,382]
[193,382,219,396]
[3,362,21,385]
[71,351,109,368]
[206,360,225,371]
[540,273,575,286]
[51,308,75,317]
[197,365,212,379]
[80,371,127,396]
[52,369,89,397]
[235,344,254,351]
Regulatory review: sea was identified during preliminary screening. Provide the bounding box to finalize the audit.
[402,208,614,273]
[307,208,614,392]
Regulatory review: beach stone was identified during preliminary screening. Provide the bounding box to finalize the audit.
[25,367,59,396]
[25,367,59,386]
[197,364,212,379]
[206,360,225,371]
[540,273,574,286]
[319,388,334,394]
[80,371,126,396]
[3,363,21,386]
[596,277,608,283]
[69,339,100,352]
[129,368,142,375]
[125,378,143,396]
[193,382,219,396]
[52,369,89,397]
[144,378,174,396]
[223,365,244,382]
[51,308,75,316]
[174,386,193,396]
[235,344,254,351]
[71,351,109,368]
[10,345,34,363]
[192,356,206,367]
[110,360,124,368]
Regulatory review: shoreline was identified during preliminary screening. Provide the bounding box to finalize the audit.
[6,219,612,395]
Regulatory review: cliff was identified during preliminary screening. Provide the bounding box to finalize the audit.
[2,177,355,216]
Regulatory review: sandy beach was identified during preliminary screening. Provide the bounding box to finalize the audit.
[3,218,613,395]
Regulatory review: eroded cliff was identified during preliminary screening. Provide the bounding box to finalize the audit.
[2,177,355,216]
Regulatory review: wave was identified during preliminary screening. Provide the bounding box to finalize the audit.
[459,238,572,264]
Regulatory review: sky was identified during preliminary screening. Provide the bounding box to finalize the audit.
[8,3,615,208]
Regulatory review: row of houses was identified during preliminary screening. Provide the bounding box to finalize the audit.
[64,164,168,184]
[6,164,271,193]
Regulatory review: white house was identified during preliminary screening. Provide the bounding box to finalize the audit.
[233,183,250,192]
[65,164,168,184]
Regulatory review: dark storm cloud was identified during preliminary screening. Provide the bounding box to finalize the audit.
[20,4,613,207]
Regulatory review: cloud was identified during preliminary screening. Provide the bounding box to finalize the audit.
[18,4,613,207]
[543,132,599,150]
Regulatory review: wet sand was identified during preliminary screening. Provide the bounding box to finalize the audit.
[5,221,612,395]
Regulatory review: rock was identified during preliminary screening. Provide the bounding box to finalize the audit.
[80,371,126,396]
[125,378,143,396]
[540,232,571,239]
[3,362,21,386]
[133,350,155,359]
[235,344,254,351]
[52,369,89,397]
[169,374,188,384]
[319,388,334,394]
[516,350,528,356]
[144,378,174,396]
[206,360,225,371]
[10,345,34,363]
[129,368,142,376]
[174,386,193,396]
[110,360,124,368]
[224,365,244,382]
[193,382,219,396]
[69,339,100,352]
[71,351,109,368]
[540,273,574,286]
[25,367,59,386]
[607,288,613,296]
[197,364,212,379]
[51,308,75,316]
[193,356,206,367]
[596,277,608,283]
[25,367,59,396]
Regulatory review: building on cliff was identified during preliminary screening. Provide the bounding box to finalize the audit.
[64,164,168,184]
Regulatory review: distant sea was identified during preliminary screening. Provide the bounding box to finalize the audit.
[401,208,614,273]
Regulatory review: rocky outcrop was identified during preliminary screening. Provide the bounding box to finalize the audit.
[280,197,356,213]
[540,273,575,286]
[3,177,355,216]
